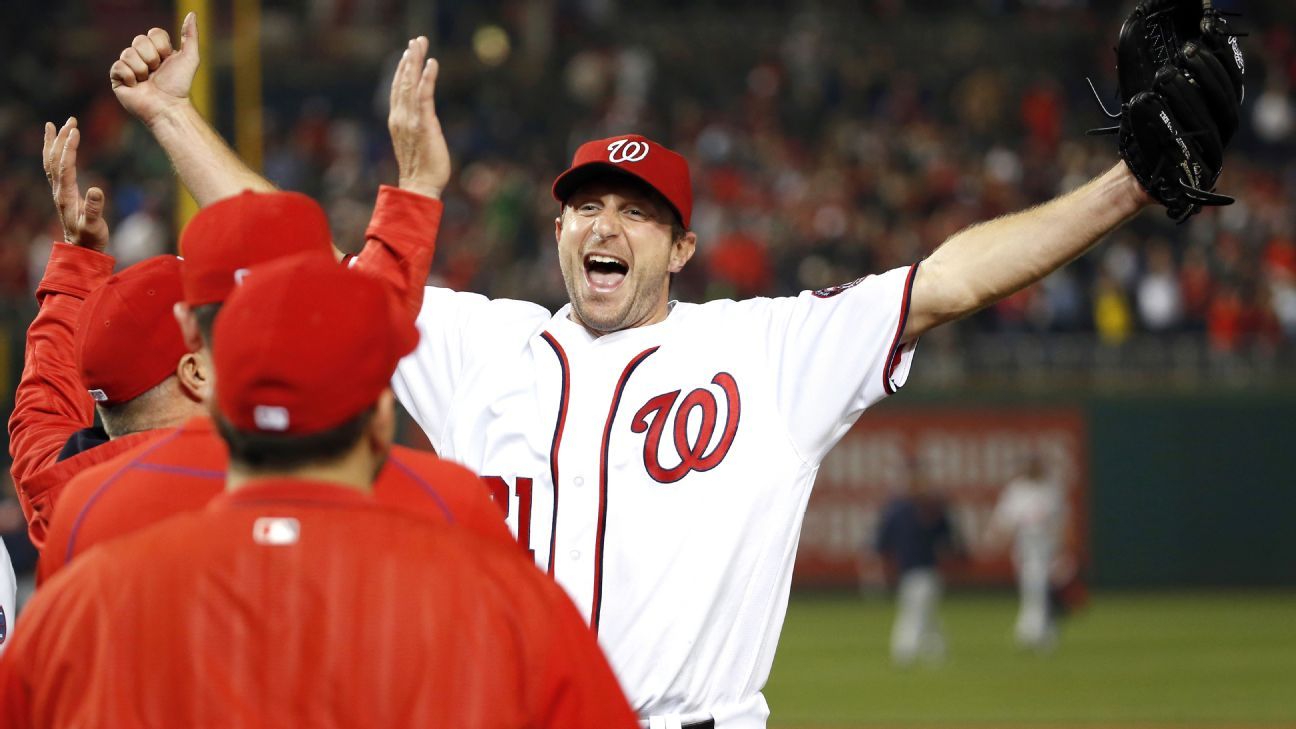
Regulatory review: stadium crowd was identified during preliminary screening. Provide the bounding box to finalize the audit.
[1,2,1293,357]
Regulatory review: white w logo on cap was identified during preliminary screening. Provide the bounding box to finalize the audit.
[607,138,650,163]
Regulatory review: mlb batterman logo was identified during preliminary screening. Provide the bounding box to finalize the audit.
[607,138,650,163]
[0,604,7,645]
[254,405,291,432]
[253,517,301,546]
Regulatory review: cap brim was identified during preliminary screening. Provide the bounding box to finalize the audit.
[551,162,685,227]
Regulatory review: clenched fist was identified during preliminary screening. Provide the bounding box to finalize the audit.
[109,12,201,126]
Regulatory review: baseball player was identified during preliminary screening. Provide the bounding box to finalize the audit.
[370,138,1151,727]
[0,257,638,728]
[122,11,1244,727]
[7,118,206,548]
[875,463,960,665]
[988,456,1069,651]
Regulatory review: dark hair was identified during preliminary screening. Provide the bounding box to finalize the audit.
[668,217,688,244]
[214,407,375,472]
[192,302,222,348]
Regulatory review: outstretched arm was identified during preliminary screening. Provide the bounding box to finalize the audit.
[902,162,1151,342]
[109,13,274,205]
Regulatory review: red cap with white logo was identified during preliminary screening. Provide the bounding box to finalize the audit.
[178,190,335,307]
[213,254,418,436]
[551,134,693,228]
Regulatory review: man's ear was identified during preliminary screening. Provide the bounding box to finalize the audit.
[554,210,565,245]
[173,302,204,354]
[176,350,212,404]
[369,389,397,456]
[668,231,698,273]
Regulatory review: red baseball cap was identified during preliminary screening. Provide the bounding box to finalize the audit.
[75,256,189,406]
[178,190,334,306]
[213,254,418,436]
[551,134,693,228]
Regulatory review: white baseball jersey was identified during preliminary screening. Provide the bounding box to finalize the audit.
[394,263,918,728]
[992,477,1067,567]
[0,540,15,654]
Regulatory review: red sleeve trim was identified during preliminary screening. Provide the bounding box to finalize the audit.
[882,262,920,396]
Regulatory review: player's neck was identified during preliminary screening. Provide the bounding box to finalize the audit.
[567,300,674,338]
[225,446,381,494]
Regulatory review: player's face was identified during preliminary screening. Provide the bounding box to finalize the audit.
[555,179,696,334]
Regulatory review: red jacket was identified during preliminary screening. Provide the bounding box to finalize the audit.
[7,243,159,548]
[40,416,513,581]
[2,479,637,728]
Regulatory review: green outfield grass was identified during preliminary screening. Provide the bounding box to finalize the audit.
[765,590,1296,728]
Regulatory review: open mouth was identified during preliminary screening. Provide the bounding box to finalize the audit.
[584,254,629,292]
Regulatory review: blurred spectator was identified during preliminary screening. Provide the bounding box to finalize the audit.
[110,196,168,268]
[1093,272,1133,346]
[1209,282,1248,351]
[1252,81,1293,144]
[1180,244,1216,329]
[706,229,773,299]
[1137,240,1184,332]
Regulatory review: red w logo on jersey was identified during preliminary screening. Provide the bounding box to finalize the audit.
[630,372,741,483]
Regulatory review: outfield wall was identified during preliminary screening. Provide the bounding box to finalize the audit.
[795,393,1296,588]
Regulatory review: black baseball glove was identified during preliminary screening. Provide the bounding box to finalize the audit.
[1089,0,1246,222]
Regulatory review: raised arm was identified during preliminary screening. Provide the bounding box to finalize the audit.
[386,37,450,201]
[110,14,274,205]
[9,119,115,517]
[354,37,451,318]
[902,162,1151,342]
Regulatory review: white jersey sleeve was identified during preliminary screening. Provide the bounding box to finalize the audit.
[0,540,15,654]
[393,286,552,450]
[761,263,919,463]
